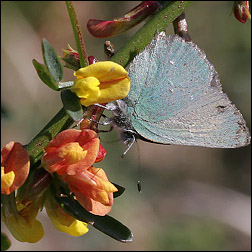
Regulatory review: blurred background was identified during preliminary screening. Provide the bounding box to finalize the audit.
[1,1,251,251]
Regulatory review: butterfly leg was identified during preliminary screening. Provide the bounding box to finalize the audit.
[121,134,136,159]
[93,103,117,111]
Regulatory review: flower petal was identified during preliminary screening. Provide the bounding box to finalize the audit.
[45,197,89,236]
[74,61,128,82]
[3,215,44,243]
[71,76,101,99]
[87,1,161,38]
[2,199,44,243]
[72,61,130,107]
[1,141,30,194]
[42,129,100,175]
[63,167,117,216]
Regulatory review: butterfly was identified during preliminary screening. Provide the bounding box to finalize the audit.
[103,32,250,152]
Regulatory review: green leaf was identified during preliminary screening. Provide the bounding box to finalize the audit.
[42,38,64,82]
[112,183,125,198]
[93,215,133,243]
[56,196,133,243]
[25,108,73,166]
[1,232,11,251]
[61,89,83,122]
[32,59,59,91]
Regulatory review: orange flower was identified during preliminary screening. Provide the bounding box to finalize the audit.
[42,129,100,175]
[62,166,118,216]
[1,141,30,195]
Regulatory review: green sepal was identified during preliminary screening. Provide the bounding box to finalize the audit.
[61,89,83,122]
[56,196,133,243]
[61,57,81,71]
[112,183,125,198]
[42,38,64,82]
[32,59,59,91]
[1,233,11,251]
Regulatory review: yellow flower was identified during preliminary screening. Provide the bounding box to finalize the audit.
[1,199,44,243]
[45,195,89,236]
[71,61,130,107]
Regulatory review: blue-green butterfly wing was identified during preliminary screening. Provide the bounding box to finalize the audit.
[126,33,250,148]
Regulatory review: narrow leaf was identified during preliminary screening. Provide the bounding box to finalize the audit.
[61,89,83,122]
[32,59,58,91]
[42,38,64,82]
[56,196,133,242]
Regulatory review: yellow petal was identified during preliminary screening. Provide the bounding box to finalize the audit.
[1,166,15,194]
[79,77,130,107]
[51,218,89,236]
[45,199,89,236]
[97,77,130,103]
[71,76,101,98]
[74,61,128,82]
[72,61,130,107]
[2,215,44,243]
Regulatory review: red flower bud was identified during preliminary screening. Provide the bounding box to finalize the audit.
[233,1,251,24]
[88,56,98,65]
[87,1,162,38]
[62,45,80,71]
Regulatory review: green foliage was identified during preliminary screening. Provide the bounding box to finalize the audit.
[32,59,59,91]
[56,195,133,243]
[61,89,84,122]
[42,38,64,83]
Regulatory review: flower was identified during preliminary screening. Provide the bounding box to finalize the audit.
[42,129,100,176]
[71,61,130,107]
[62,166,118,216]
[87,1,161,38]
[1,198,44,243]
[1,141,30,195]
[233,1,251,24]
[45,194,89,236]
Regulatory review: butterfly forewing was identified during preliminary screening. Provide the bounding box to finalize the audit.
[126,33,250,148]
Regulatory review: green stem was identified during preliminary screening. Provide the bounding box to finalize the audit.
[110,1,192,67]
[65,1,88,67]
[25,108,73,167]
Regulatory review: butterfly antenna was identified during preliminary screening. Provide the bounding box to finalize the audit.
[136,139,142,193]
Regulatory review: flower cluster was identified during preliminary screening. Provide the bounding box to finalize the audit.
[1,129,118,242]
[1,57,129,243]
[1,0,168,247]
[42,128,117,215]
